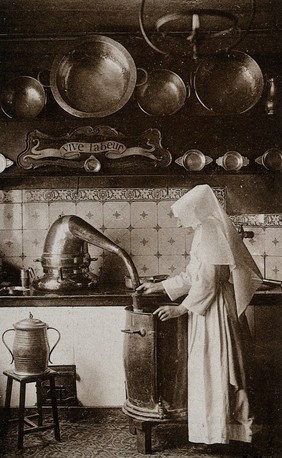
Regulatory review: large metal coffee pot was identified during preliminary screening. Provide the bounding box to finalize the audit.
[2,313,60,375]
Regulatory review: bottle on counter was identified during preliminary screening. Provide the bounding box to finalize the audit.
[265,76,278,115]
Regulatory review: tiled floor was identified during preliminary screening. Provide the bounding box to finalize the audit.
[1,408,281,458]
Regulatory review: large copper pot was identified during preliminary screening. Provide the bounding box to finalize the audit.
[50,36,137,118]
[2,313,60,376]
[122,305,187,421]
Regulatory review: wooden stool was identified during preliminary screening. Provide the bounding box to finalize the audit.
[3,369,60,450]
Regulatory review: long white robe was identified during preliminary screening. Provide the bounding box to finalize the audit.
[163,228,253,444]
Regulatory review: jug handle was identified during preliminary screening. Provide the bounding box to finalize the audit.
[47,327,61,364]
[2,329,14,364]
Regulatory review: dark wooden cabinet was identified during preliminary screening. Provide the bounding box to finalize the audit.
[253,305,282,425]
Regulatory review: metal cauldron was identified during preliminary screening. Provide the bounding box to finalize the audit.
[122,305,187,421]
[2,313,60,375]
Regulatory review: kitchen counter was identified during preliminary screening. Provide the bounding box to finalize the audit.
[0,283,282,307]
[0,284,140,307]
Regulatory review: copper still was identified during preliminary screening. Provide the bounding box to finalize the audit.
[122,305,187,422]
[2,313,60,376]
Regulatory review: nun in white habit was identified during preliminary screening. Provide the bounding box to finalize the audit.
[137,184,262,446]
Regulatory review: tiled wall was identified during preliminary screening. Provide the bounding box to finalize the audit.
[0,187,282,283]
[1,185,282,408]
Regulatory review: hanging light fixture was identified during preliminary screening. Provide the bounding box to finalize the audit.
[139,0,255,59]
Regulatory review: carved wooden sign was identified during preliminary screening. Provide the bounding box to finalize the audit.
[17,126,172,172]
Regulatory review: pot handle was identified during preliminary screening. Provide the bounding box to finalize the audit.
[37,70,51,89]
[47,327,61,364]
[136,68,148,87]
[2,329,14,364]
[121,328,146,337]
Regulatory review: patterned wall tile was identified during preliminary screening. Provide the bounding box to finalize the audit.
[48,202,77,225]
[159,255,187,277]
[131,255,159,277]
[243,227,266,256]
[103,201,130,228]
[265,256,282,281]
[158,227,186,255]
[23,202,49,230]
[157,201,178,228]
[0,190,22,203]
[76,202,103,228]
[78,188,167,202]
[130,228,158,255]
[23,189,79,203]
[130,202,157,228]
[77,189,106,202]
[265,228,282,256]
[231,214,265,227]
[22,229,48,257]
[252,255,265,276]
[0,203,22,230]
[22,187,223,204]
[264,214,282,226]
[104,228,131,253]
[0,230,22,257]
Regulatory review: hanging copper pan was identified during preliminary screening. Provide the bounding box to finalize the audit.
[1,76,46,118]
[50,36,137,118]
[136,68,189,116]
[194,51,264,114]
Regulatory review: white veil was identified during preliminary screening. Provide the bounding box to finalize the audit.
[171,184,262,317]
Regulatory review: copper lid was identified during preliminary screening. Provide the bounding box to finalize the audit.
[14,313,47,330]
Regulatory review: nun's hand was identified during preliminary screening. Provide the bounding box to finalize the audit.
[153,304,187,321]
[136,281,165,295]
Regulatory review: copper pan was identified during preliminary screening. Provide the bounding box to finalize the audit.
[136,68,189,116]
[194,51,264,114]
[1,76,46,119]
[50,36,137,118]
